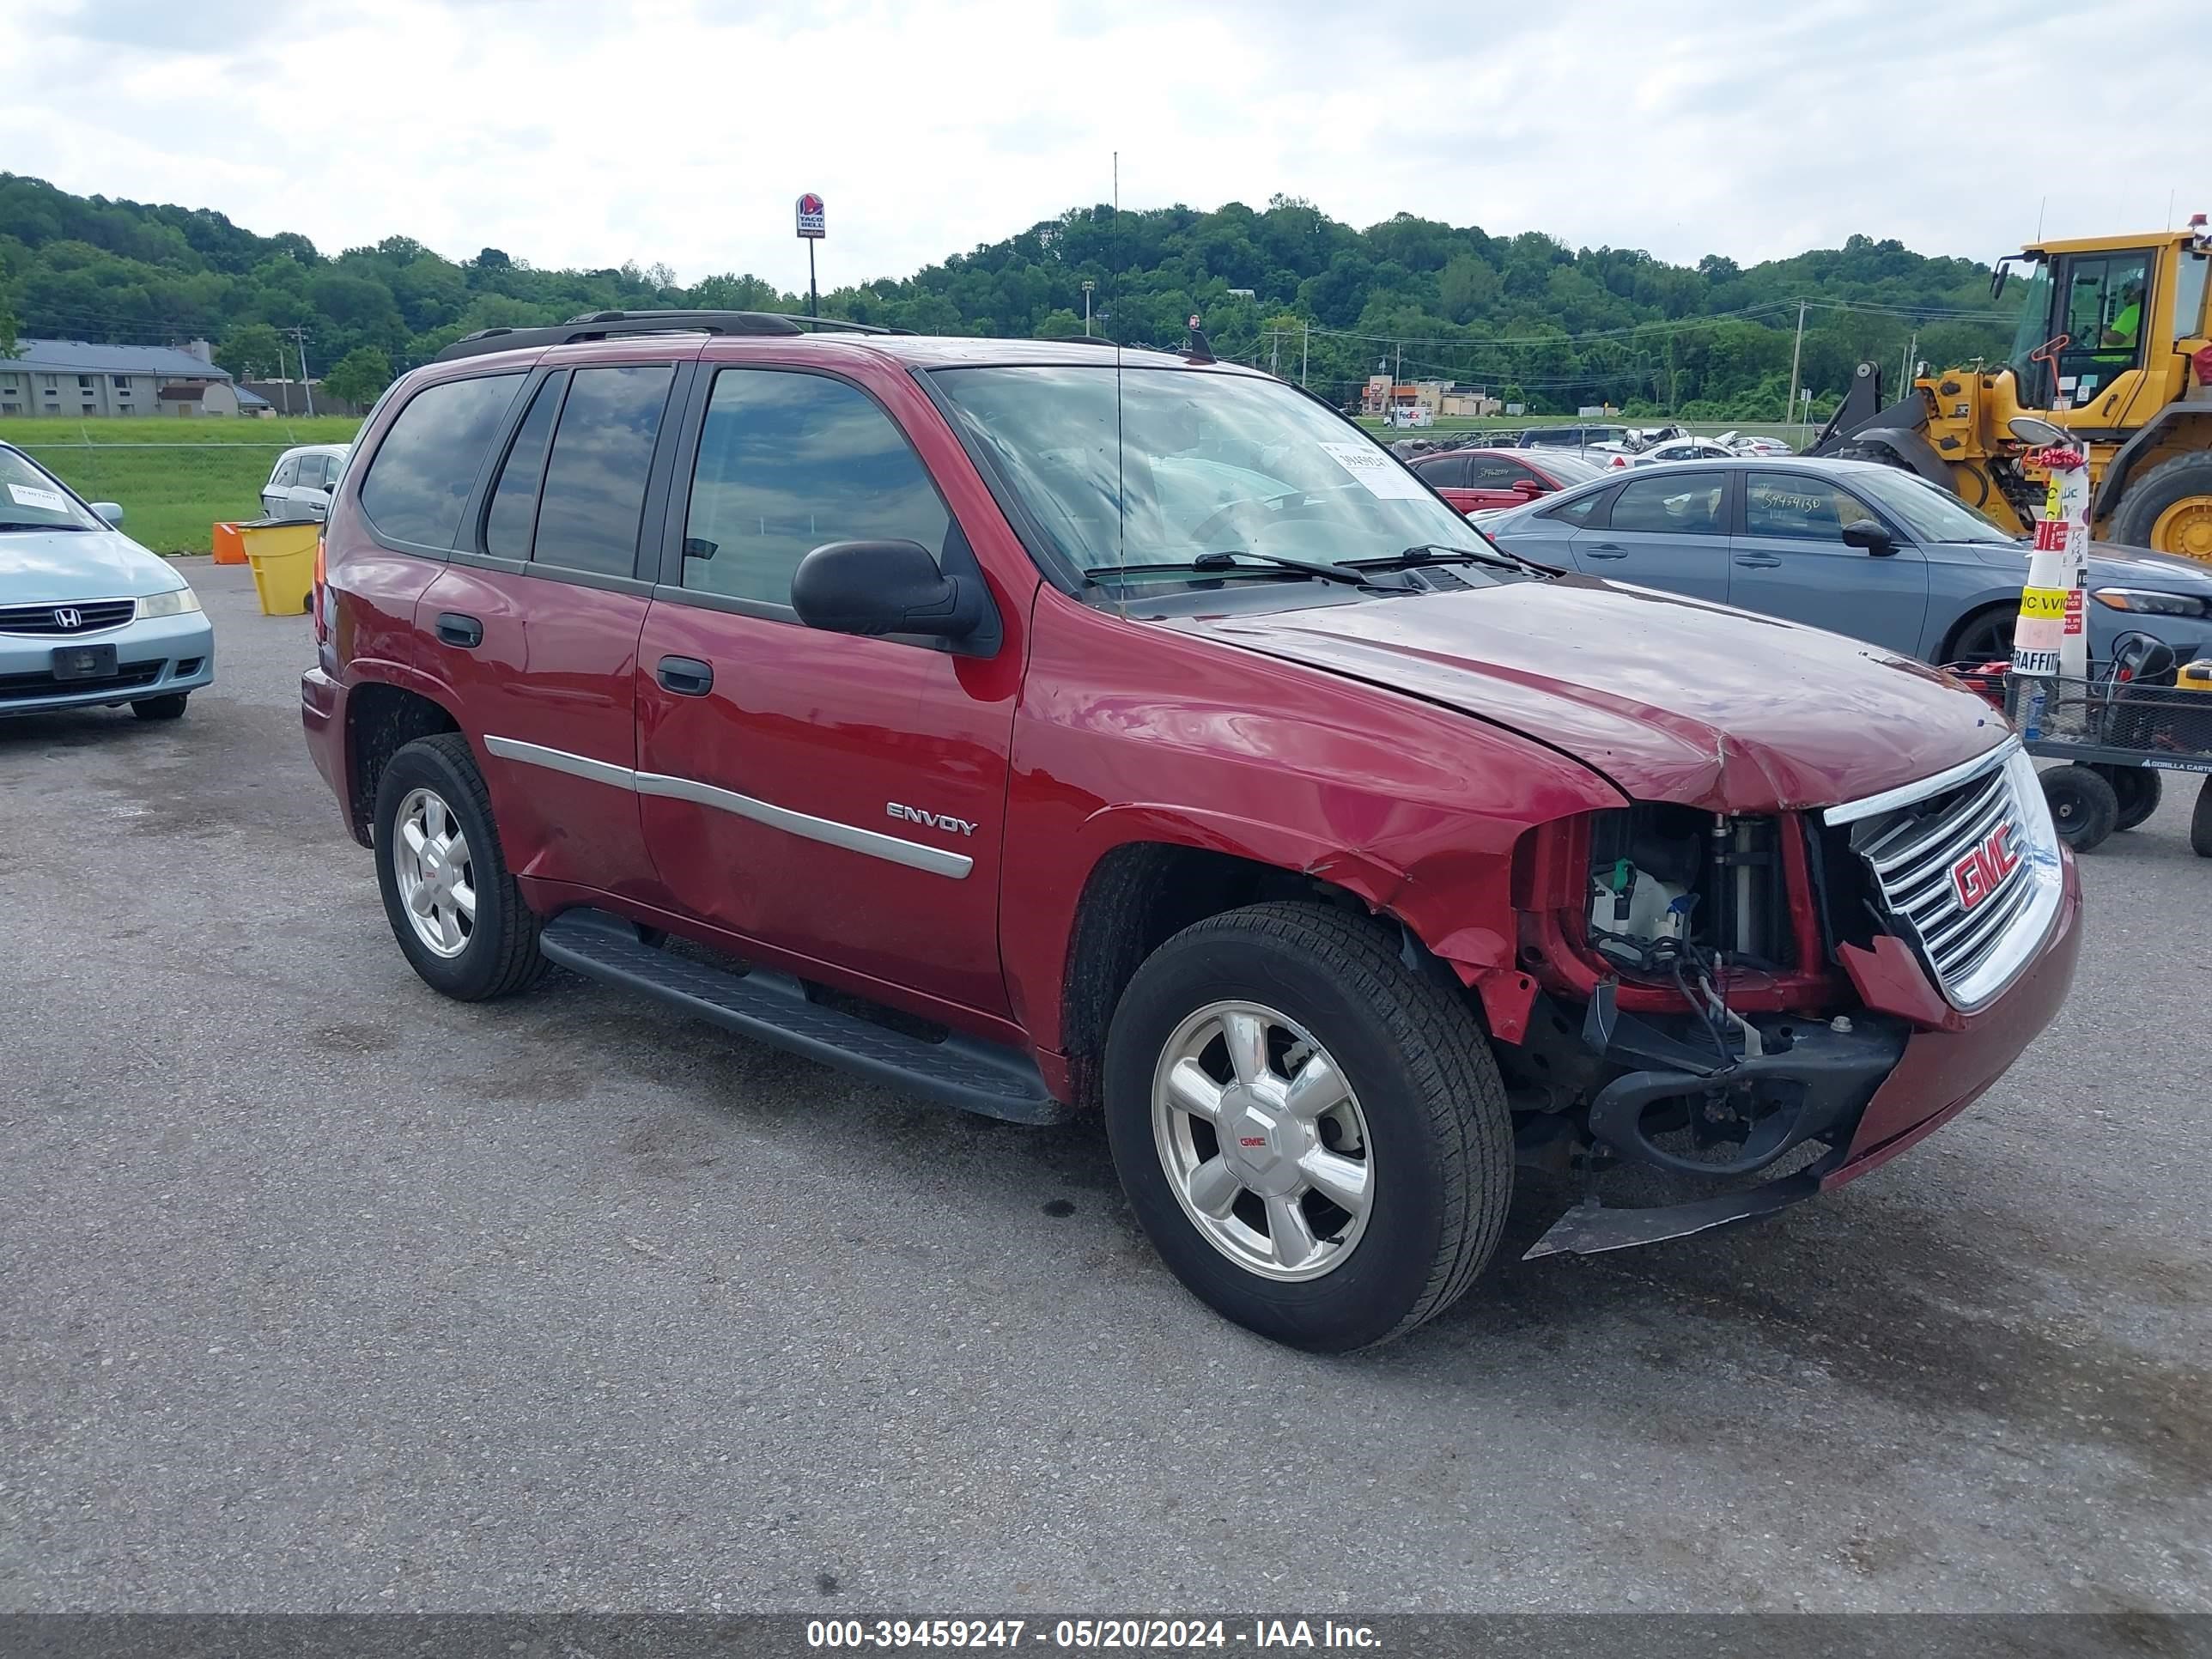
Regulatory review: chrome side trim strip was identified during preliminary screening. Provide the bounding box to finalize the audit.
[483,734,637,790]
[635,770,973,879]
[1820,736,2021,826]
[482,734,973,880]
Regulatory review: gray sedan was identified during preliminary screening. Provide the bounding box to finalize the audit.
[1476,456,2212,665]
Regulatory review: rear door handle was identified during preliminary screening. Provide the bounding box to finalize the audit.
[1734,556,1783,568]
[657,655,714,696]
[434,611,483,648]
[1583,544,1628,559]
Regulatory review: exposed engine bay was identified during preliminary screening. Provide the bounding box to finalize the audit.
[1498,804,1907,1255]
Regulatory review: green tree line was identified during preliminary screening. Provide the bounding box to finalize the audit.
[0,173,2020,418]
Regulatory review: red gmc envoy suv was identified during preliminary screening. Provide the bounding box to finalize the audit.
[301,310,2081,1352]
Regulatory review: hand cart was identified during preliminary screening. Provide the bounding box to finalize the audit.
[1949,659,2212,854]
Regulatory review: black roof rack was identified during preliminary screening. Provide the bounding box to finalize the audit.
[432,309,904,363]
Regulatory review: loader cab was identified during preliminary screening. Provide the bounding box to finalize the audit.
[2004,246,2155,411]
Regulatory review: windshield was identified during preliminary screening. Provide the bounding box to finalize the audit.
[0,447,100,532]
[1851,465,2021,545]
[2006,262,2053,378]
[931,366,1499,577]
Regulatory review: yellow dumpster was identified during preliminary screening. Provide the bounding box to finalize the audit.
[238,520,319,616]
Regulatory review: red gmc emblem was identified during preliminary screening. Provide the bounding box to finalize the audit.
[1951,823,2019,910]
[1238,1136,1267,1147]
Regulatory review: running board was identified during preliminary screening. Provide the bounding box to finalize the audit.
[538,909,1066,1125]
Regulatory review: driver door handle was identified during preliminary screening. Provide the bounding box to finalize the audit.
[1734,556,1783,568]
[657,655,714,696]
[1584,544,1628,559]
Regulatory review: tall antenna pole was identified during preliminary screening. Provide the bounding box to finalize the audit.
[293,326,314,417]
[1784,300,1805,425]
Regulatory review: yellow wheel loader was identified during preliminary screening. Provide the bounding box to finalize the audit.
[1811,219,2212,562]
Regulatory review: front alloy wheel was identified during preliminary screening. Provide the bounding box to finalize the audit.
[1152,1000,1374,1280]
[1103,901,1513,1352]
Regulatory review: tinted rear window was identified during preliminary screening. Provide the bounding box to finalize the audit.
[529,364,676,578]
[359,374,523,549]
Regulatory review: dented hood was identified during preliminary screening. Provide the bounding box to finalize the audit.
[1172,578,2010,812]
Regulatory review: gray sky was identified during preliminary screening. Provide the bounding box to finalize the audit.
[5,0,2208,287]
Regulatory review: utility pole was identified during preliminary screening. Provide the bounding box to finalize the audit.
[1301,323,1310,388]
[1784,300,1805,426]
[1268,330,1279,376]
[292,326,314,416]
[1082,279,1095,337]
[1900,330,1917,394]
[1667,332,1676,413]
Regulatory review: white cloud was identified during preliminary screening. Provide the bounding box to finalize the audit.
[3,0,2207,285]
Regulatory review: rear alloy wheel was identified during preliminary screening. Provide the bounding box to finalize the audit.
[374,733,548,1001]
[2109,453,2212,565]
[1103,901,1512,1352]
[130,694,189,721]
[2039,763,2120,853]
[2096,764,2162,832]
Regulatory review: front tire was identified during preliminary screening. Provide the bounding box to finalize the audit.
[130,694,189,721]
[2109,453,2212,563]
[1103,902,1513,1352]
[1943,605,2016,667]
[373,733,548,1000]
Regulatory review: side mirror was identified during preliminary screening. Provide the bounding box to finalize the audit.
[1511,478,1545,496]
[792,539,987,643]
[1841,521,1896,556]
[91,501,125,527]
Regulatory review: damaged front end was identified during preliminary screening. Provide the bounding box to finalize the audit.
[1496,739,2068,1258]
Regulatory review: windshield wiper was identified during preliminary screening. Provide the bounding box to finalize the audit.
[1191,550,1384,587]
[1084,553,1388,591]
[1352,543,1557,578]
[0,520,88,532]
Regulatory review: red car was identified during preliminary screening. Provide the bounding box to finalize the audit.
[1408,446,1608,513]
[302,313,2080,1352]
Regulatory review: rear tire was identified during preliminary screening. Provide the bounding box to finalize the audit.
[1102,901,1513,1352]
[2192,778,2212,859]
[2108,453,2212,562]
[2096,764,2162,832]
[373,733,549,1001]
[130,694,189,721]
[2040,763,2120,854]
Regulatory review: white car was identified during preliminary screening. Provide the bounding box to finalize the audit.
[260,443,352,523]
[1624,437,1741,467]
[1713,430,1795,458]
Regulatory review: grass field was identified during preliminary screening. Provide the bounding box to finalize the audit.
[0,416,363,555]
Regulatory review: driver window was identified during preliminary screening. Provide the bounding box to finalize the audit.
[1608,471,1726,535]
[2065,252,2150,358]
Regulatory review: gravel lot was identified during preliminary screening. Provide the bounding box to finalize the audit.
[3,560,2207,1614]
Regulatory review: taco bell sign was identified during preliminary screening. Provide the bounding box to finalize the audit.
[795,194,826,240]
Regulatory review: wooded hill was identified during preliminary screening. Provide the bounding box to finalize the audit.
[0,173,2020,417]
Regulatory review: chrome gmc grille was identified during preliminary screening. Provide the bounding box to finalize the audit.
[1824,739,2063,1011]
[0,598,137,635]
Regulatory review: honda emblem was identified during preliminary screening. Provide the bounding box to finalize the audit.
[1951,823,2019,910]
[53,606,82,630]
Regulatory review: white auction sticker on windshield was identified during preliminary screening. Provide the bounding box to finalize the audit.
[8,483,68,513]
[1320,441,1425,500]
